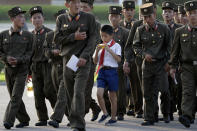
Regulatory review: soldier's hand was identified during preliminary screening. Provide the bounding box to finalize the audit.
[145,54,152,62]
[52,49,60,56]
[123,62,130,74]
[77,58,87,67]
[170,68,176,79]
[7,56,17,65]
[75,28,87,40]
[164,63,170,72]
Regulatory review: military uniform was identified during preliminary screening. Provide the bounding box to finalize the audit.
[29,6,57,123]
[81,0,101,121]
[54,10,96,130]
[169,1,197,127]
[0,7,32,129]
[162,1,183,120]
[133,3,171,124]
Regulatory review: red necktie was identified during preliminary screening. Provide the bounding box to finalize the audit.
[99,40,115,66]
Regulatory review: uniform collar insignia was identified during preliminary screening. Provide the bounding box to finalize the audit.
[9,27,23,36]
[68,13,80,22]
[34,27,45,35]
[145,22,158,32]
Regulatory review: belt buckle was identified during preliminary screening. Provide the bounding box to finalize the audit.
[193,61,197,65]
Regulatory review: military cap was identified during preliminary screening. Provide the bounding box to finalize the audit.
[81,0,94,5]
[178,5,186,14]
[122,0,135,9]
[174,4,178,12]
[108,6,122,15]
[54,9,67,18]
[162,1,175,10]
[8,7,26,18]
[142,0,156,5]
[29,6,43,17]
[140,3,154,16]
[184,1,197,11]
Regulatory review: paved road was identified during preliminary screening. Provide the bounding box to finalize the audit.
[0,83,196,131]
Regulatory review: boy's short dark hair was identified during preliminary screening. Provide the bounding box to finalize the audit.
[101,25,113,35]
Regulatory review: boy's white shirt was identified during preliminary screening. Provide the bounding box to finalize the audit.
[93,40,121,68]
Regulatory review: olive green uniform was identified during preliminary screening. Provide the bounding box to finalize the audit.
[31,26,57,121]
[54,12,96,129]
[43,31,68,123]
[124,20,144,115]
[0,28,32,125]
[170,25,197,121]
[133,22,171,122]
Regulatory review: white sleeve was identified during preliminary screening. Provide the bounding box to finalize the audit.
[115,43,121,56]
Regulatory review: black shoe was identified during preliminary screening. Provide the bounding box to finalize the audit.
[163,115,170,123]
[154,114,159,123]
[35,121,47,126]
[135,113,143,118]
[126,110,135,116]
[170,114,174,121]
[159,118,164,121]
[179,116,190,128]
[48,120,59,128]
[15,122,29,128]
[190,119,194,124]
[98,114,109,123]
[117,114,124,121]
[4,123,13,129]
[141,121,154,126]
[91,110,101,121]
[67,122,71,127]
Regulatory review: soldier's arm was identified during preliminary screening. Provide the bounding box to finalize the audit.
[80,15,96,60]
[124,24,136,63]
[165,26,172,62]
[54,17,75,45]
[133,28,143,58]
[43,33,54,59]
[169,29,181,69]
[0,33,7,63]
[16,33,33,64]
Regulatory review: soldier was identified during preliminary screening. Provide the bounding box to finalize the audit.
[133,3,171,126]
[43,9,69,128]
[0,7,32,129]
[120,0,136,117]
[170,0,197,128]
[54,0,96,130]
[80,0,101,122]
[120,0,136,29]
[107,6,131,120]
[29,6,57,126]
[174,4,181,24]
[161,1,183,121]
[178,5,189,25]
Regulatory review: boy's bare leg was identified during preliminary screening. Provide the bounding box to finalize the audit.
[97,88,108,115]
[109,91,117,120]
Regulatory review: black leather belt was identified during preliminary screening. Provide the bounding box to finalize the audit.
[101,66,117,70]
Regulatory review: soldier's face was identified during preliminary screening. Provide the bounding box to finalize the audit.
[143,14,156,26]
[81,2,93,13]
[11,14,25,28]
[122,8,135,21]
[109,14,121,27]
[100,31,113,43]
[187,10,197,25]
[31,13,44,28]
[162,9,174,22]
[174,12,181,23]
[66,0,81,15]
[179,14,188,25]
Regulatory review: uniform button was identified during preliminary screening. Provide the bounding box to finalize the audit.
[193,42,196,45]
[152,41,155,44]
[152,34,154,37]
[193,35,195,37]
